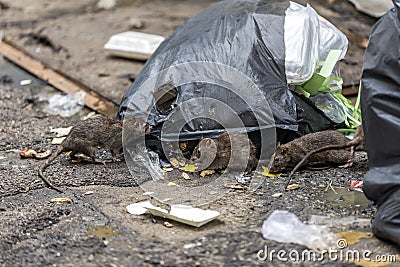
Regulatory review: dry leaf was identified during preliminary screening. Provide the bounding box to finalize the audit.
[200,170,215,177]
[167,182,176,186]
[163,221,174,228]
[181,172,190,180]
[169,157,179,168]
[180,164,198,173]
[337,231,373,246]
[224,183,246,190]
[51,197,72,203]
[262,166,281,178]
[286,183,300,191]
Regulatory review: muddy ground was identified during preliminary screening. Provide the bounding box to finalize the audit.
[0,0,399,266]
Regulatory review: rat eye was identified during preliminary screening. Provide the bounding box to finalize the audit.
[274,157,280,162]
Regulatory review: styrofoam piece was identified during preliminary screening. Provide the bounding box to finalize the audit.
[348,0,393,18]
[126,201,220,227]
[126,200,154,215]
[104,31,165,60]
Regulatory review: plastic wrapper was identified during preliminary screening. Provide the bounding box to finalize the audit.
[119,0,347,143]
[309,93,345,124]
[42,91,85,117]
[361,0,400,246]
[261,210,336,251]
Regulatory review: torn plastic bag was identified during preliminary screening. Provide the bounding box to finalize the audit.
[361,1,400,246]
[119,0,348,145]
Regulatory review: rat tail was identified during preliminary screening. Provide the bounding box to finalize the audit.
[38,146,65,192]
[285,143,353,190]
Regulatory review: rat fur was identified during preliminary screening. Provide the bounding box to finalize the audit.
[269,129,360,174]
[190,131,257,175]
[38,115,150,192]
[282,126,365,189]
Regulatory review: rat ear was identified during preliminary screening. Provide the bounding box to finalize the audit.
[276,142,281,148]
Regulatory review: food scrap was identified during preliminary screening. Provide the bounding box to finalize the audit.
[19,148,52,159]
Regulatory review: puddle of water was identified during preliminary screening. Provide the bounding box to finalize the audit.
[86,225,121,238]
[322,187,370,209]
[0,56,48,89]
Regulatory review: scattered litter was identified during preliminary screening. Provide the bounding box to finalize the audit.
[96,0,116,10]
[128,18,145,30]
[83,191,94,196]
[19,79,32,86]
[143,191,154,196]
[163,221,174,228]
[126,200,153,215]
[272,193,283,198]
[235,174,251,184]
[65,152,87,163]
[50,197,72,203]
[183,242,202,249]
[50,125,74,145]
[104,31,165,60]
[286,183,300,191]
[163,167,173,172]
[337,231,373,246]
[167,182,176,186]
[262,166,281,178]
[51,137,66,145]
[160,159,172,168]
[262,210,336,251]
[169,158,179,168]
[42,91,85,117]
[349,180,363,192]
[200,170,215,177]
[348,0,393,18]
[224,183,246,190]
[82,111,97,121]
[180,164,198,173]
[126,201,220,227]
[181,172,190,180]
[50,126,72,137]
[19,148,52,159]
[325,180,337,193]
[146,205,220,227]
[310,215,371,228]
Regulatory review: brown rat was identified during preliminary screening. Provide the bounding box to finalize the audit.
[269,129,362,173]
[38,115,150,192]
[190,131,258,175]
[268,126,365,190]
[282,126,365,189]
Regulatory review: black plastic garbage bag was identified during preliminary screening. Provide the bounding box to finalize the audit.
[118,0,339,149]
[361,0,400,246]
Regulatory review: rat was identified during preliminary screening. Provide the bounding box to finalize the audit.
[283,126,365,189]
[268,126,365,190]
[190,131,258,175]
[38,115,151,192]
